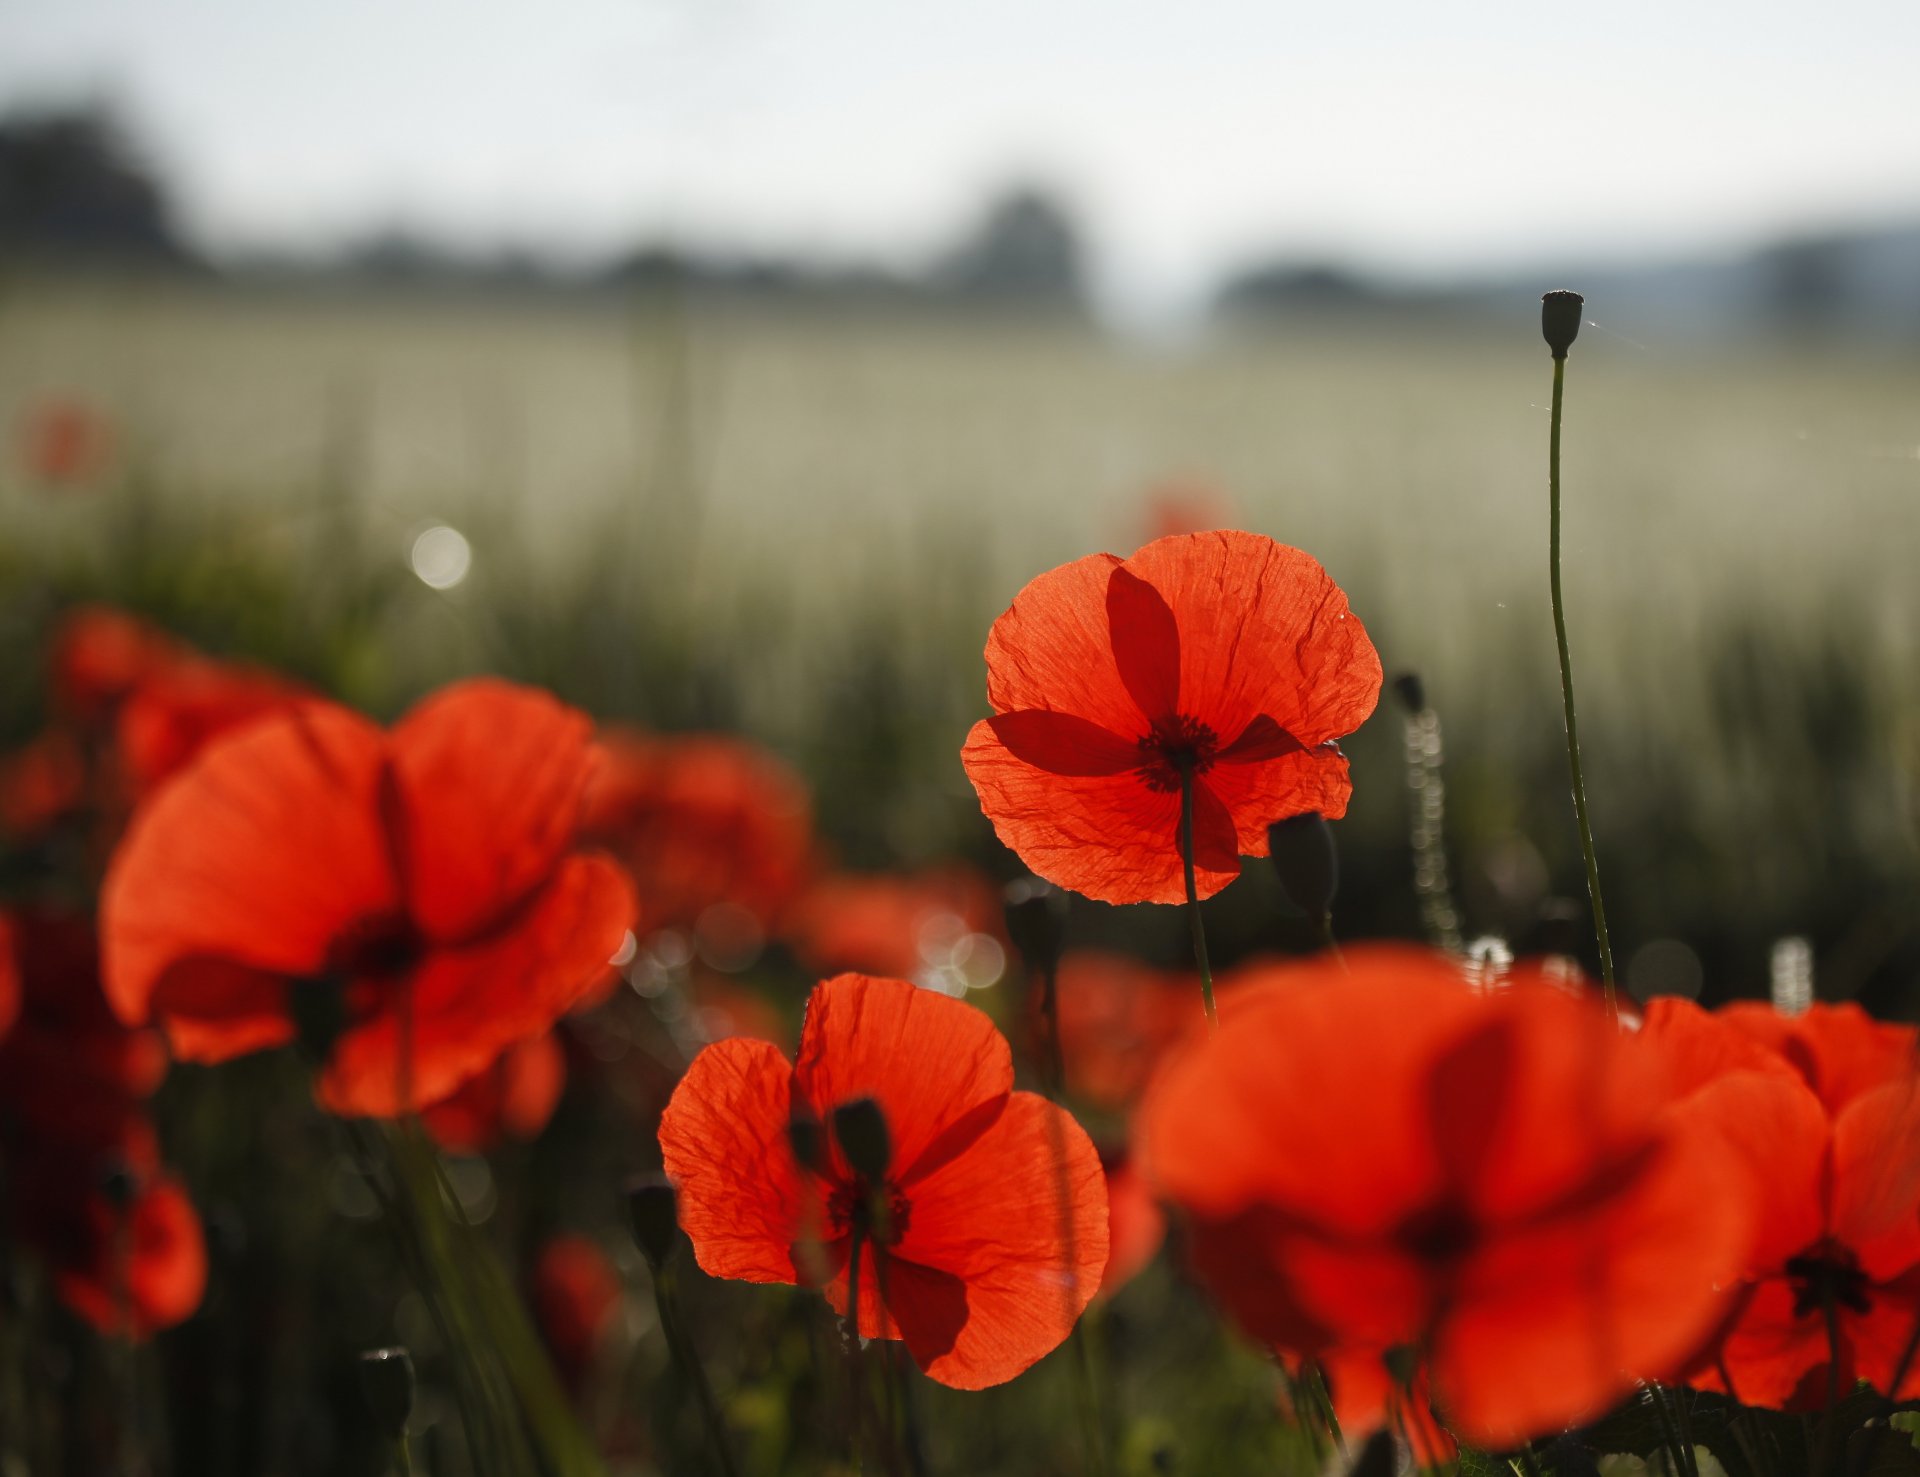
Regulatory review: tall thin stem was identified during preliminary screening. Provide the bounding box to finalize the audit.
[1178,767,1218,1028]
[1548,354,1618,1017]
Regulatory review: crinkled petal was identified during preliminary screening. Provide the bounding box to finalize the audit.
[658,1036,806,1285]
[1125,531,1381,747]
[318,855,634,1116]
[962,720,1238,905]
[984,710,1140,776]
[875,1091,1106,1388]
[1104,565,1181,723]
[981,551,1142,736]
[794,974,1013,1183]
[388,679,597,943]
[1203,744,1354,851]
[1832,1077,1920,1278]
[101,702,395,1028]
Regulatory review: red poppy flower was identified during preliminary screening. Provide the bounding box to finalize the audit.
[100,679,637,1117]
[782,866,1008,993]
[0,914,17,1044]
[961,531,1381,905]
[18,396,115,489]
[420,1031,569,1153]
[1097,1152,1165,1298]
[659,972,1108,1388]
[50,606,177,724]
[1139,946,1750,1447]
[17,1166,208,1339]
[1141,476,1231,544]
[579,728,814,943]
[0,730,89,841]
[1050,950,1205,1109]
[1644,998,1920,1408]
[115,651,308,802]
[531,1234,624,1391]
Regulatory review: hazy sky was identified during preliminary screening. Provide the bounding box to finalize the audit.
[5,0,1919,316]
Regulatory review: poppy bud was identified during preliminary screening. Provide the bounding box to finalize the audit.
[832,1097,891,1182]
[1392,671,1426,715]
[1267,813,1338,923]
[1004,879,1064,978]
[357,1346,415,1441]
[787,1108,824,1173]
[1345,1430,1395,1477]
[625,1175,683,1271]
[290,978,348,1063]
[1541,290,1584,359]
[98,1158,139,1210]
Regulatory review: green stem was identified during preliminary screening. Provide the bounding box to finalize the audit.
[1548,354,1618,1017]
[1178,767,1218,1029]
[654,1268,741,1477]
[847,1224,867,1470]
[394,1434,416,1477]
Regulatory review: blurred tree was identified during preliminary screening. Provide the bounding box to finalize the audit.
[937,185,1088,309]
[0,104,187,262]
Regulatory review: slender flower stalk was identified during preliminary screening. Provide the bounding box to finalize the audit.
[1177,767,1218,1028]
[1542,290,1618,1017]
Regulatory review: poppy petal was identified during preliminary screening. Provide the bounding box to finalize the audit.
[981,552,1147,737]
[1831,1077,1920,1278]
[1215,714,1305,764]
[101,703,396,1028]
[149,959,296,1063]
[1104,565,1181,724]
[885,1091,1108,1388]
[1125,531,1381,747]
[1201,745,1354,850]
[1718,1001,1918,1115]
[658,1036,806,1285]
[388,679,597,943]
[1428,1129,1750,1447]
[962,721,1239,905]
[317,854,634,1116]
[52,1176,208,1339]
[793,974,1014,1182]
[985,711,1141,777]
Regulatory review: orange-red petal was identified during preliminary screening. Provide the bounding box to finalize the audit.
[658,1036,807,1285]
[980,551,1144,737]
[100,703,395,1030]
[387,679,597,943]
[793,974,1014,1182]
[317,854,633,1116]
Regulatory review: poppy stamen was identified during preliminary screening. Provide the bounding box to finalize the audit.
[1135,714,1219,793]
[1786,1245,1873,1320]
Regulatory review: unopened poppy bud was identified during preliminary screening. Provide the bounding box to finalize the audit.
[1346,1429,1395,1477]
[625,1175,683,1270]
[1392,671,1426,715]
[357,1346,415,1441]
[97,1158,139,1210]
[1267,813,1338,922]
[832,1097,891,1182]
[1541,290,1584,359]
[787,1108,824,1172]
[1004,880,1064,978]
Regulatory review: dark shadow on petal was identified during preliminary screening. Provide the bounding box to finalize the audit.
[1426,1018,1517,1193]
[899,1092,1009,1186]
[1106,566,1181,724]
[987,710,1140,776]
[1189,779,1241,874]
[1217,713,1305,764]
[886,1255,973,1371]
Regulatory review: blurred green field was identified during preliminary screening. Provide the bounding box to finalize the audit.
[3,268,1918,1008]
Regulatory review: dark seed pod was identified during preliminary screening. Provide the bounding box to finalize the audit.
[832,1097,892,1182]
[1267,812,1339,924]
[357,1347,415,1441]
[1392,671,1427,715]
[625,1174,684,1271]
[1541,289,1584,359]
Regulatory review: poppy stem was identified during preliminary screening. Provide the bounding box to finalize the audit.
[1546,350,1619,1019]
[846,1223,869,1469]
[651,1261,742,1477]
[1177,767,1218,1029]
[393,1435,416,1477]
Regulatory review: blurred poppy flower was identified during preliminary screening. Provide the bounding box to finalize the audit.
[659,972,1107,1388]
[961,531,1381,905]
[0,730,88,840]
[0,909,205,1339]
[1139,946,1750,1447]
[580,729,813,947]
[1098,1151,1165,1297]
[17,396,115,490]
[50,606,176,724]
[1050,950,1204,1109]
[1645,998,1920,1408]
[783,866,1008,994]
[0,914,16,1042]
[100,678,637,1117]
[685,971,788,1047]
[1308,1346,1458,1470]
[531,1234,624,1392]
[420,1031,568,1154]
[115,651,308,802]
[1141,476,1231,544]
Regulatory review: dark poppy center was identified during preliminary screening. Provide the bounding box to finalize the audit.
[327,912,426,981]
[1135,714,1219,793]
[826,1177,910,1249]
[1396,1202,1480,1265]
[1786,1243,1873,1319]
